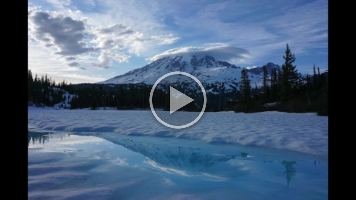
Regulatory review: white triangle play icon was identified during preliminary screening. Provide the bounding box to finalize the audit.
[170,86,194,114]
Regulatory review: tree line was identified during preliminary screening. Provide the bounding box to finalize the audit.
[28,70,73,107]
[70,84,166,110]
[235,43,328,116]
[27,72,170,110]
[27,70,234,112]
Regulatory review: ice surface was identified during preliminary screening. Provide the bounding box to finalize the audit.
[28,107,328,157]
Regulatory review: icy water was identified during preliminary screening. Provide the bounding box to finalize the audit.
[28,131,328,200]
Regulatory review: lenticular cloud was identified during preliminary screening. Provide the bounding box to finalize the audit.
[147,44,250,62]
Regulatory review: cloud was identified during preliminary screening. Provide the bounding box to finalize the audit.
[91,24,179,68]
[147,44,250,63]
[264,0,328,53]
[47,0,71,10]
[95,24,132,35]
[91,24,142,62]
[28,5,182,72]
[50,73,105,83]
[150,33,180,45]
[28,10,95,56]
[92,52,113,69]
[68,62,80,67]
[66,57,75,61]
[90,24,141,67]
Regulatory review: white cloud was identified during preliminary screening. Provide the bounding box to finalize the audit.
[46,0,71,10]
[147,44,250,63]
[92,51,112,69]
[90,24,144,67]
[50,72,104,83]
[263,0,328,53]
[150,33,180,45]
[89,24,181,67]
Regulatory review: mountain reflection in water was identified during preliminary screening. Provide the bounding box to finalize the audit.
[28,131,327,187]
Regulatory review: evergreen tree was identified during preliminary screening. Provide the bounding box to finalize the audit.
[219,83,225,111]
[313,64,317,89]
[263,65,268,94]
[323,71,328,115]
[252,82,259,100]
[239,68,251,103]
[28,69,34,100]
[277,68,282,95]
[90,85,98,110]
[213,100,218,112]
[270,68,277,101]
[262,65,269,101]
[280,43,298,101]
[317,67,321,89]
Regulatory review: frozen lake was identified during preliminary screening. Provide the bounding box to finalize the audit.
[28,108,328,199]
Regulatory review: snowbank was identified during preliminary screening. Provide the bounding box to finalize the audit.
[28,109,328,157]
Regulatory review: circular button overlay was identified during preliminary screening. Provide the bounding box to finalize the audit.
[149,71,207,129]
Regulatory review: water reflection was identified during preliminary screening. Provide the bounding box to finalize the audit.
[28,131,72,147]
[282,161,297,186]
[28,132,50,146]
[99,135,241,171]
[28,131,307,185]
[27,131,328,199]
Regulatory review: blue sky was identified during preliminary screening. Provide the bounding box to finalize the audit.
[28,0,328,84]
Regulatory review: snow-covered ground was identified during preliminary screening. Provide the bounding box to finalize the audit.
[28,107,328,157]
[28,108,328,199]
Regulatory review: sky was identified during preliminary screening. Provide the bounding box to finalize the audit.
[28,0,328,84]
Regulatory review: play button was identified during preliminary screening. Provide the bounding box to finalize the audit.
[170,86,194,114]
[149,71,207,129]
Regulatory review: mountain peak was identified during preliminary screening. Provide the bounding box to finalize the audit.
[100,55,280,93]
[246,63,281,75]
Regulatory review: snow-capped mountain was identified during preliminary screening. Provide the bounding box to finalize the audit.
[247,62,281,76]
[100,55,280,93]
